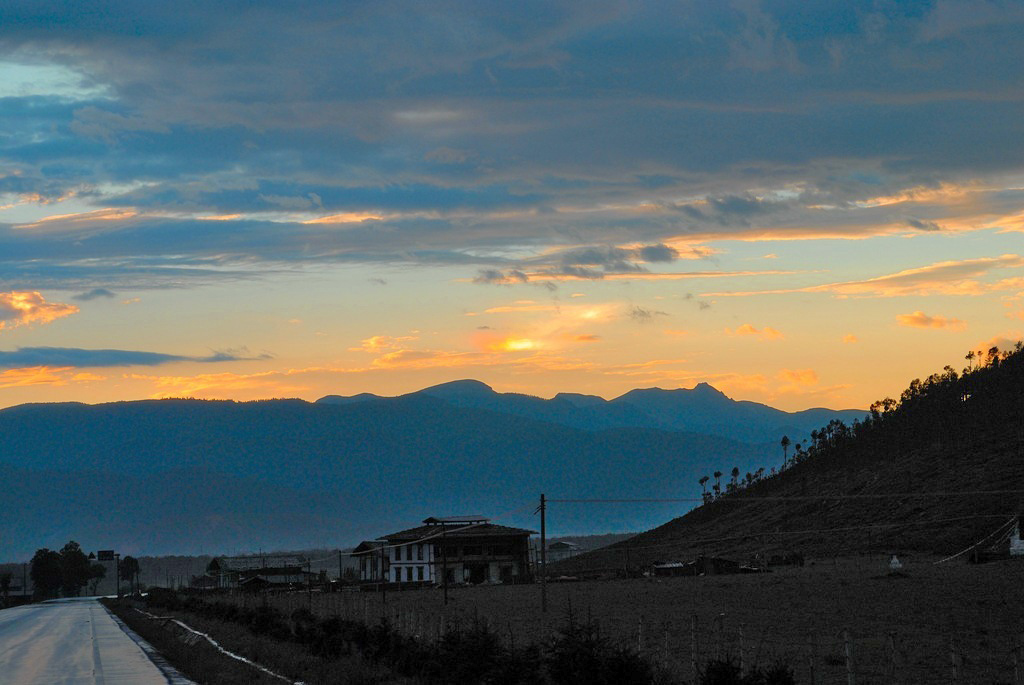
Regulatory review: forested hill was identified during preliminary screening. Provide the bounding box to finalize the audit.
[558,343,1024,570]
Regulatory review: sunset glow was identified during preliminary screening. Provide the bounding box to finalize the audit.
[2,3,1024,412]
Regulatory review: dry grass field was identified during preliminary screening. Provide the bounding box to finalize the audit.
[215,555,1024,684]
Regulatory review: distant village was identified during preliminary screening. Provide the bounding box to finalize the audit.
[190,515,587,592]
[184,512,1024,592]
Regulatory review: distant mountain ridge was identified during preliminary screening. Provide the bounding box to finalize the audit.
[317,379,865,444]
[1,383,862,560]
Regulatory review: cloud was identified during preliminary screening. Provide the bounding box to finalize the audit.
[473,269,529,285]
[0,291,78,330]
[777,369,819,386]
[842,334,858,344]
[905,218,941,232]
[896,311,967,331]
[629,306,668,323]
[573,334,600,342]
[129,370,307,398]
[706,255,1024,298]
[72,287,116,301]
[349,335,418,352]
[484,304,559,314]
[0,366,105,389]
[0,346,266,370]
[729,324,784,340]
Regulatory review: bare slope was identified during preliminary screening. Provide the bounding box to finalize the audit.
[559,344,1024,570]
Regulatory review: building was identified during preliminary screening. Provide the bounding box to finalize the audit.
[547,540,580,562]
[352,540,389,581]
[1011,518,1024,556]
[381,515,536,585]
[203,554,307,589]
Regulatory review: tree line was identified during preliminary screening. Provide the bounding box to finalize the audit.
[29,541,142,599]
[698,341,1024,500]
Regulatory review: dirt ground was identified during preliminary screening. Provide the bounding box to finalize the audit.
[218,554,1024,684]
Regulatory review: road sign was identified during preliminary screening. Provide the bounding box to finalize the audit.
[97,550,115,561]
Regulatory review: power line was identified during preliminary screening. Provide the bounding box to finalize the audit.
[579,514,1016,554]
[548,489,1024,504]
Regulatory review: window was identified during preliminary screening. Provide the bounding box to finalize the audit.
[394,568,401,583]
[417,544,423,561]
[417,566,424,581]
[406,567,413,582]
[394,546,401,561]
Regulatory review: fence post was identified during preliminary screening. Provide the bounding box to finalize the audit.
[1015,635,1022,685]
[887,631,897,682]
[739,622,745,672]
[808,632,817,685]
[844,630,856,685]
[691,615,699,681]
[950,636,961,682]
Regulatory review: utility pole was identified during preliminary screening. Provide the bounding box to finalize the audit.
[540,493,547,614]
[22,563,27,599]
[338,550,343,583]
[307,560,312,611]
[442,524,449,606]
[380,544,387,607]
[115,554,121,599]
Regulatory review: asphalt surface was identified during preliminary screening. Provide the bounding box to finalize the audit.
[0,597,193,684]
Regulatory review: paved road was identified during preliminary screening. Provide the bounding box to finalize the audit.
[0,597,193,684]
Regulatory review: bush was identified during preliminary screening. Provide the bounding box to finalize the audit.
[140,591,800,685]
[545,620,653,685]
[698,658,795,685]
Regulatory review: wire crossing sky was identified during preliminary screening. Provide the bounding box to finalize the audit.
[1,1,1023,409]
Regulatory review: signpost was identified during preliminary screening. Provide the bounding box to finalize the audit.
[97,550,119,597]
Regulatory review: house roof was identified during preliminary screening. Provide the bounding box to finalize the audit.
[422,515,489,525]
[384,522,537,542]
[352,540,387,554]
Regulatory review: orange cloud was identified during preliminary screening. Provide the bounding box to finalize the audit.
[129,370,309,397]
[350,335,418,352]
[777,369,819,386]
[526,269,800,282]
[705,255,1024,298]
[842,334,859,343]
[0,366,104,388]
[896,311,967,331]
[573,334,600,342]
[729,323,784,340]
[483,304,559,313]
[0,291,78,330]
[663,329,690,338]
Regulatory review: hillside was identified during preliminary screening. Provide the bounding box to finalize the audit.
[556,343,1024,571]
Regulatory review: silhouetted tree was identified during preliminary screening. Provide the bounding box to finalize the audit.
[0,572,11,606]
[713,470,722,494]
[30,549,63,599]
[780,435,790,466]
[699,475,709,495]
[87,564,106,596]
[59,541,91,597]
[120,556,141,595]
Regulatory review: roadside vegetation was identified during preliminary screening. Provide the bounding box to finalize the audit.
[110,588,797,684]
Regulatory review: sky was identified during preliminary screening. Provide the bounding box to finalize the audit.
[1,0,1023,412]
